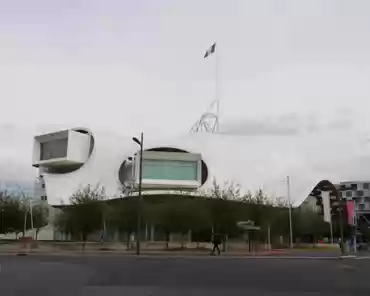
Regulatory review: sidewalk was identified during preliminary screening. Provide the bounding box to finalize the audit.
[1,242,359,259]
[0,248,286,257]
[0,248,350,260]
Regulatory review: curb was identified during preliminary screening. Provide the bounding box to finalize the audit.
[0,250,285,257]
[0,252,345,260]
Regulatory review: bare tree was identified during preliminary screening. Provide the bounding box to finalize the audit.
[54,184,107,249]
[32,203,49,240]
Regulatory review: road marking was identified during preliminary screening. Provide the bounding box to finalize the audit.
[339,255,356,259]
[355,256,370,260]
[338,264,357,271]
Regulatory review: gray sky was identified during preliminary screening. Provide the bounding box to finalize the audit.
[1,0,370,202]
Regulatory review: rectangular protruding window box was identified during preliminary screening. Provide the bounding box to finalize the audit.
[133,151,202,190]
[32,130,91,168]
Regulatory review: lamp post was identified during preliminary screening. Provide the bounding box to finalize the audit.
[336,192,345,255]
[1,206,4,234]
[287,176,293,249]
[133,132,144,255]
[332,195,345,254]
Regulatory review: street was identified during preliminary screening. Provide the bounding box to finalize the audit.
[0,255,369,295]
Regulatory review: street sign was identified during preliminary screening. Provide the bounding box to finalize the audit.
[237,221,261,231]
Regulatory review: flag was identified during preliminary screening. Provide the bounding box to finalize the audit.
[322,191,331,223]
[204,43,216,58]
[346,200,355,226]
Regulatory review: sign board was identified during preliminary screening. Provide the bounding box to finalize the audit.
[237,221,261,231]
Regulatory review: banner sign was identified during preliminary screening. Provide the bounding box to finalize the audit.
[322,191,331,223]
[346,200,355,226]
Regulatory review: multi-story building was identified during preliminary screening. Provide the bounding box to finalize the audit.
[339,181,370,214]
[300,180,339,213]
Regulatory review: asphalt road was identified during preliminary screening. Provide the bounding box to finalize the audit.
[0,255,369,295]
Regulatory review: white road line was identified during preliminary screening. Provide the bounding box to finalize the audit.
[355,256,370,260]
[339,255,357,259]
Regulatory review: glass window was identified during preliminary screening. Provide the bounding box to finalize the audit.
[364,183,370,190]
[365,197,370,202]
[142,159,198,181]
[40,138,68,160]
[345,191,352,198]
[359,203,365,211]
[357,190,364,197]
[351,184,358,190]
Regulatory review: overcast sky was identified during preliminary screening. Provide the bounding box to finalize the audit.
[1,0,370,203]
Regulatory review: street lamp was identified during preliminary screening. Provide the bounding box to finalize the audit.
[333,194,345,255]
[286,176,293,249]
[277,177,294,248]
[132,132,144,255]
[1,206,4,234]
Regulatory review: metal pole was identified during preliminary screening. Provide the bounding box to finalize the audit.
[136,132,144,256]
[353,209,357,253]
[337,191,345,254]
[215,43,220,133]
[1,207,4,234]
[267,223,271,252]
[287,176,293,248]
[329,218,334,244]
[101,215,106,243]
[23,204,27,237]
[29,200,34,239]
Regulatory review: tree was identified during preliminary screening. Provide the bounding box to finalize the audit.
[0,192,24,237]
[31,203,49,240]
[109,198,137,249]
[188,198,212,246]
[209,178,242,200]
[236,189,290,246]
[54,207,73,238]
[293,209,329,244]
[208,179,242,251]
[149,197,209,249]
[53,184,106,249]
[155,200,188,249]
[240,190,253,203]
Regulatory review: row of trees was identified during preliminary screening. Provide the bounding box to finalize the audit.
[1,179,350,247]
[52,180,345,248]
[0,191,49,239]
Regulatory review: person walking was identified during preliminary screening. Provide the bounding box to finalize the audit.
[338,237,343,254]
[211,233,221,255]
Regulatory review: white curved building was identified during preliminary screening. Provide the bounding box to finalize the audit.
[33,125,367,207]
[32,127,212,205]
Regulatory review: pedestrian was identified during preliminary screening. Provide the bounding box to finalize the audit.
[211,233,221,255]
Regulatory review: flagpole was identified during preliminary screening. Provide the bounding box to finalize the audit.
[215,43,220,133]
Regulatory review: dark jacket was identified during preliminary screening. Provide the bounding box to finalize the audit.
[212,233,221,245]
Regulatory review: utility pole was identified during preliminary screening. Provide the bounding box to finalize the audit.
[267,223,272,252]
[29,199,34,239]
[337,190,345,255]
[287,176,293,249]
[133,133,144,255]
